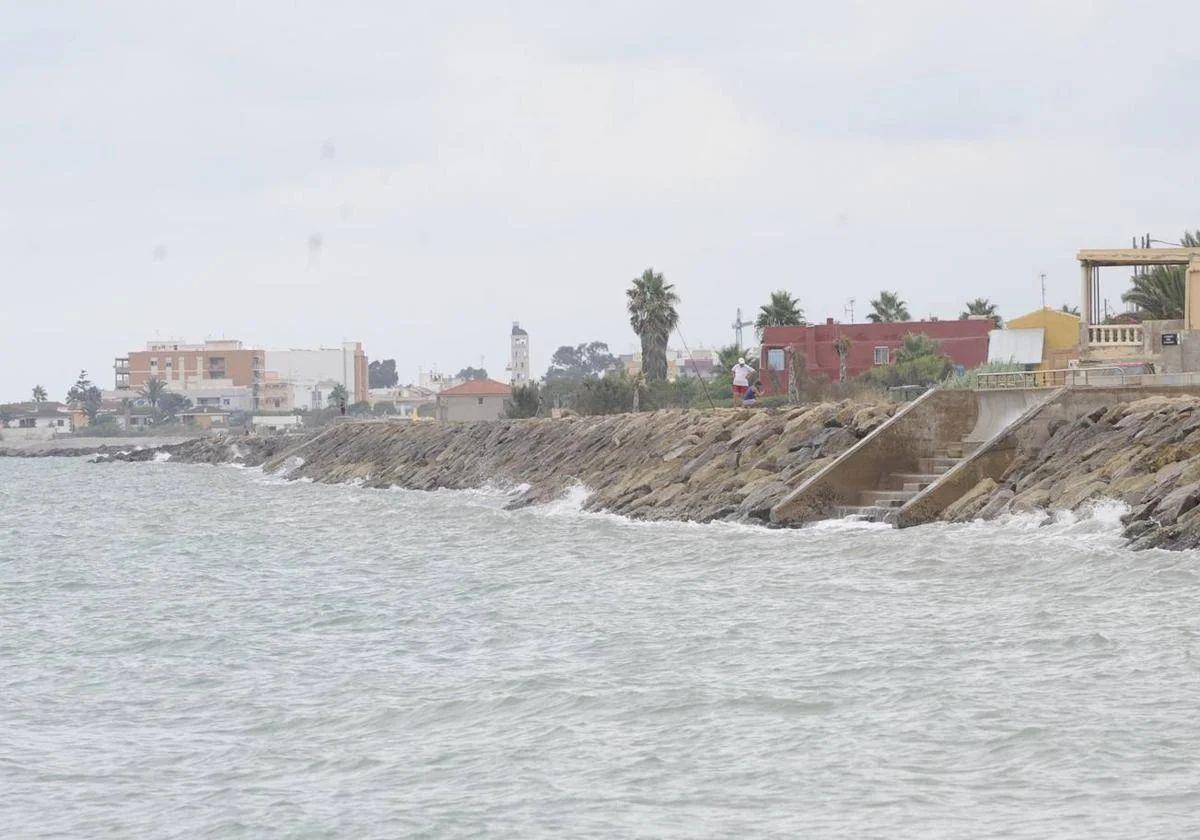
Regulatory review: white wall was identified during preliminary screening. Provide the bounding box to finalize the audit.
[252,414,302,431]
[438,394,507,421]
[266,346,356,410]
[0,415,70,440]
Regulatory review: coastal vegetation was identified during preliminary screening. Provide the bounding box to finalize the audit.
[867,290,910,323]
[140,377,167,410]
[1117,229,1198,320]
[626,267,679,383]
[755,291,805,335]
[66,371,102,422]
[326,384,349,407]
[858,333,952,390]
[961,298,1003,327]
[367,358,398,388]
[31,385,46,403]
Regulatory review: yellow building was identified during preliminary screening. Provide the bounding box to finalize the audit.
[1007,307,1081,370]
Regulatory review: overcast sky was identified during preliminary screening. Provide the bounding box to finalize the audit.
[4,1,1200,400]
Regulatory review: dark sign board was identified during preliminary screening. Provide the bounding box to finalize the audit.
[1162,332,1180,346]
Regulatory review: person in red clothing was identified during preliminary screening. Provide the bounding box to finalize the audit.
[730,357,754,404]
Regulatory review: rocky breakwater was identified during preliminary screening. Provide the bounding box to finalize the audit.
[938,394,1200,549]
[96,432,312,467]
[240,403,897,524]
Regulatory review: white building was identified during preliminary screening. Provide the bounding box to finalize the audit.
[367,385,437,418]
[266,342,368,410]
[418,368,464,393]
[509,322,530,386]
[175,383,253,412]
[0,402,74,441]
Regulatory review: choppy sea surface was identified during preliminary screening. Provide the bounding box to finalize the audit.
[2,457,1200,838]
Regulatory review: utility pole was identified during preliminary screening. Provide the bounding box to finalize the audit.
[845,297,856,323]
[1040,273,1046,309]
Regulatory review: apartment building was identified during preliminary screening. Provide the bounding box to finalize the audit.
[116,338,367,413]
[115,340,263,391]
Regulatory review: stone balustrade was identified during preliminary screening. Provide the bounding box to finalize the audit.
[1088,324,1144,346]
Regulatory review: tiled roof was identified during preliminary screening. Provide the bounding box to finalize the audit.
[437,378,512,397]
[0,401,69,416]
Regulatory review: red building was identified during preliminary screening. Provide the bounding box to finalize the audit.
[758,318,993,394]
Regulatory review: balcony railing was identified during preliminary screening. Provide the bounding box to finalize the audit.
[1088,324,1144,346]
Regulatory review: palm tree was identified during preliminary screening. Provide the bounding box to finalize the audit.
[327,383,349,407]
[140,377,168,410]
[716,344,748,372]
[626,267,679,382]
[31,385,47,403]
[833,336,851,383]
[867,290,910,323]
[897,333,942,362]
[1120,229,1200,320]
[961,297,1003,327]
[755,290,805,335]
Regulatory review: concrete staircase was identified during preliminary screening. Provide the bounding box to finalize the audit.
[834,441,971,522]
[772,388,1060,527]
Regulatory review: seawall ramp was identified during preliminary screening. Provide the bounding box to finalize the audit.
[963,389,1055,450]
[769,389,979,524]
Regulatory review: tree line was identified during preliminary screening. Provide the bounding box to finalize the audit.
[500,267,1022,418]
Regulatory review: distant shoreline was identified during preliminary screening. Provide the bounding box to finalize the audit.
[0,434,201,458]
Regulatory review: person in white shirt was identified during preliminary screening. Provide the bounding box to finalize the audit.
[731,357,754,404]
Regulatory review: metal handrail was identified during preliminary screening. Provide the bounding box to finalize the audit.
[976,366,1129,390]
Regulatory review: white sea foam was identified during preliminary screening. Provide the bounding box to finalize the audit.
[270,455,305,477]
[152,451,172,462]
[533,482,594,516]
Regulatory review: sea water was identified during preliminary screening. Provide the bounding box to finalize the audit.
[2,458,1199,838]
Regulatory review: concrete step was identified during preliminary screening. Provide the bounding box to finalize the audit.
[859,489,917,507]
[883,472,942,492]
[891,472,943,486]
[938,444,965,459]
[917,456,960,474]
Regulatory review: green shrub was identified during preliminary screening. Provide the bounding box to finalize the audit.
[941,361,1027,389]
[506,383,541,418]
[574,374,637,415]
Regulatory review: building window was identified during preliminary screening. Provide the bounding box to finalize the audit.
[477,397,484,405]
[767,348,786,371]
[873,346,890,365]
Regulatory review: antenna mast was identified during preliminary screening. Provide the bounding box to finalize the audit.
[731,307,753,350]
